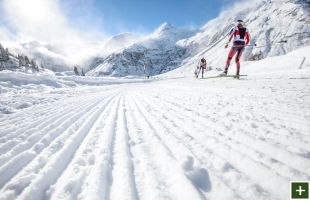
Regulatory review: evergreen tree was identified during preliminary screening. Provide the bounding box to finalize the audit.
[24,56,30,71]
[21,56,26,66]
[0,45,4,59]
[74,66,79,75]
[81,68,85,76]
[25,56,30,66]
[5,48,9,61]
[41,63,45,71]
[0,44,6,71]
[19,57,23,67]
[0,44,3,53]
[31,59,39,72]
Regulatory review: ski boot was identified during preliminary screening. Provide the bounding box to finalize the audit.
[219,70,227,77]
[233,72,240,79]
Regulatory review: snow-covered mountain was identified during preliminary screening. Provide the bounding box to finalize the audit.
[102,32,143,54]
[88,0,310,77]
[174,0,310,74]
[87,33,143,70]
[87,23,197,77]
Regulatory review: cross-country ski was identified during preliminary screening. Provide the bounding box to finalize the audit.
[203,74,247,79]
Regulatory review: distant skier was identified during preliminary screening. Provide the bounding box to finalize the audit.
[223,20,250,78]
[196,58,207,78]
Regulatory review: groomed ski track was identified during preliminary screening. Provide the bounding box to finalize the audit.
[0,74,310,200]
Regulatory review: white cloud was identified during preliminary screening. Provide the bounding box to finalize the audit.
[0,0,111,66]
[2,0,90,43]
[0,0,147,67]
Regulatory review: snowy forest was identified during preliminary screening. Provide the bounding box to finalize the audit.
[0,43,41,72]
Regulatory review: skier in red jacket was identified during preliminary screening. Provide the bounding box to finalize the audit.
[223,20,250,78]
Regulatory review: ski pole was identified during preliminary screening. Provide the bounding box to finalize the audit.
[228,40,287,48]
[251,40,287,48]
[199,31,231,56]
[228,44,257,48]
[252,40,287,48]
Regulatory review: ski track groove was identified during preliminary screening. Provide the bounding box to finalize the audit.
[154,89,310,146]
[0,91,120,200]
[125,95,175,200]
[152,82,310,137]
[76,94,121,200]
[0,88,117,142]
[128,95,206,200]
[0,86,117,132]
[238,102,310,139]
[0,92,88,135]
[14,93,119,200]
[0,99,83,142]
[150,93,310,177]
[0,96,95,160]
[0,102,58,129]
[49,94,120,200]
[130,94,228,200]
[0,88,119,150]
[109,95,140,200]
[218,98,310,144]
[135,92,301,200]
[134,93,267,200]
[0,95,107,191]
[146,92,310,177]
[0,91,111,167]
[0,89,117,143]
[258,108,310,132]
[168,99,310,179]
[246,109,310,143]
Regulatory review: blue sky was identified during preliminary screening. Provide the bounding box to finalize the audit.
[60,0,232,35]
[0,0,236,43]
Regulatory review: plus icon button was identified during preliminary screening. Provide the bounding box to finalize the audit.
[296,185,306,196]
[291,181,309,199]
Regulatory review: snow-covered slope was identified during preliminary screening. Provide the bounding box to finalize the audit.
[165,45,310,78]
[87,23,197,77]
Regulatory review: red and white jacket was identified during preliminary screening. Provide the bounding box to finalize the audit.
[228,26,250,45]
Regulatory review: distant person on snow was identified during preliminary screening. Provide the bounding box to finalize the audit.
[196,58,207,78]
[223,19,250,78]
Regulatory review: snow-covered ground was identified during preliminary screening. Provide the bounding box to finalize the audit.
[0,46,310,200]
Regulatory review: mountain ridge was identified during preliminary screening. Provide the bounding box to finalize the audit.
[88,0,310,77]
